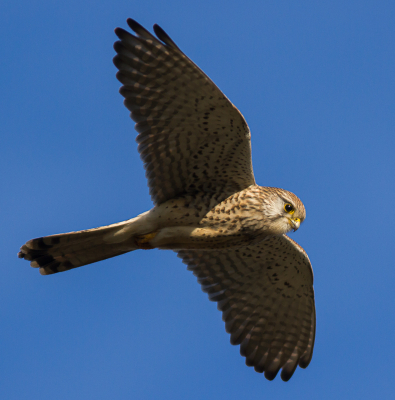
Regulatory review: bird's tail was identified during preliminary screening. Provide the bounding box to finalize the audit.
[18,214,149,275]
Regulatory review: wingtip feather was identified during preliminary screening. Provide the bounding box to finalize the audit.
[153,24,180,50]
[126,18,143,33]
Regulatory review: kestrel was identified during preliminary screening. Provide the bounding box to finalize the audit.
[18,19,315,381]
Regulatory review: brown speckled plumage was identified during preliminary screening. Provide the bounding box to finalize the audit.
[18,19,315,381]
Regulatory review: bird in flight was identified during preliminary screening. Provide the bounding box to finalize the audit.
[18,18,315,381]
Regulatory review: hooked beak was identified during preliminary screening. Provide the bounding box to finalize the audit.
[289,217,301,232]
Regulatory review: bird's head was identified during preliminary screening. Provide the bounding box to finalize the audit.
[261,187,306,235]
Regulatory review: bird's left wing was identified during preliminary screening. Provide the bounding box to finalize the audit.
[178,234,315,381]
[113,19,255,206]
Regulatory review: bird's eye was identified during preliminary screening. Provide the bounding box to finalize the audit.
[284,203,295,214]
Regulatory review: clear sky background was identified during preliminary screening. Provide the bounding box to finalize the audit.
[2,1,395,399]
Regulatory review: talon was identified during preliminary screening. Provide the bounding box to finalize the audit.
[135,231,158,249]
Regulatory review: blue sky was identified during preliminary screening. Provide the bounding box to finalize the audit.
[2,1,395,398]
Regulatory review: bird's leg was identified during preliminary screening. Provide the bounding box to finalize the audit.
[134,231,158,249]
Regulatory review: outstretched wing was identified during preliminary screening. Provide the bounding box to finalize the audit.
[113,19,255,205]
[178,235,315,381]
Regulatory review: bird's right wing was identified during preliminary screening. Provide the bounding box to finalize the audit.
[178,234,315,381]
[113,19,255,206]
